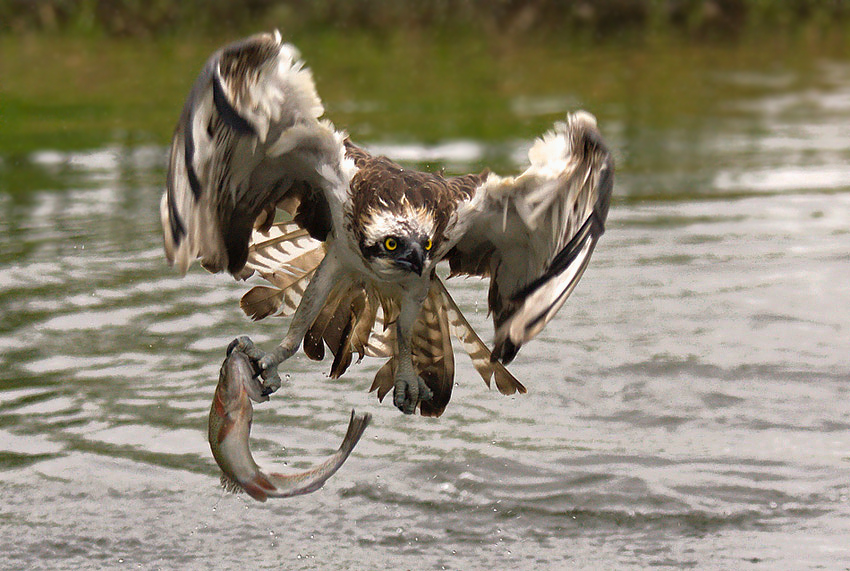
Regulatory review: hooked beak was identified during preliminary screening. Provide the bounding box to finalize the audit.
[394,242,425,276]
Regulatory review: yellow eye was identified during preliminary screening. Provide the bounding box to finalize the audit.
[384,237,398,251]
[424,238,433,251]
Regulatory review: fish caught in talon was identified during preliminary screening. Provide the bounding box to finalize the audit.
[208,348,371,502]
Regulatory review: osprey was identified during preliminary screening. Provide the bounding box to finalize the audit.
[161,31,614,416]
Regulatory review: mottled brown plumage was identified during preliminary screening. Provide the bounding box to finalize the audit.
[345,140,484,253]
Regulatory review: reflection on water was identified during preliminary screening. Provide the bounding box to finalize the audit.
[1,42,850,571]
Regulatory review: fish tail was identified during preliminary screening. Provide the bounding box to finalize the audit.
[261,411,371,498]
[340,410,371,454]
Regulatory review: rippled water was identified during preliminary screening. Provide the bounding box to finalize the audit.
[2,41,850,570]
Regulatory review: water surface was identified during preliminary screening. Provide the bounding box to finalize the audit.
[1,34,849,570]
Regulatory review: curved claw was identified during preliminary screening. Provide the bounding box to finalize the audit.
[393,375,434,415]
[257,355,282,397]
[226,337,282,397]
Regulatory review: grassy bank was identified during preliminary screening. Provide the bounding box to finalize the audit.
[2,25,848,157]
[3,26,847,154]
[2,0,849,39]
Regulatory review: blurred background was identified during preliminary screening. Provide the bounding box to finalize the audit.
[1,2,849,570]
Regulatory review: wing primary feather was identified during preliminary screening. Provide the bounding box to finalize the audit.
[161,31,348,276]
[212,70,256,136]
[510,152,613,306]
[240,285,285,321]
[449,111,614,365]
[510,208,599,303]
[182,113,203,199]
[329,315,355,378]
[165,191,186,244]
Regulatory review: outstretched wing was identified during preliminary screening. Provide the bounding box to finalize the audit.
[446,111,614,363]
[161,30,351,275]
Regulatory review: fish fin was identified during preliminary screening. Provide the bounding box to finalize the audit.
[213,393,238,444]
[220,470,275,502]
[242,473,277,502]
[220,473,245,495]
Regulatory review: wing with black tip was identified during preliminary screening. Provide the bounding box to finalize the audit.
[446,111,614,363]
[161,31,350,275]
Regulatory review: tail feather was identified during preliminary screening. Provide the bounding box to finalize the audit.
[435,279,526,396]
[413,282,455,417]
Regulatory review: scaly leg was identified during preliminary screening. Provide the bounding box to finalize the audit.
[230,252,342,396]
[392,291,434,414]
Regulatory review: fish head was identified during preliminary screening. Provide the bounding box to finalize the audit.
[223,349,269,403]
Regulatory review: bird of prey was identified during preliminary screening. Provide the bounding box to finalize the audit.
[161,31,613,416]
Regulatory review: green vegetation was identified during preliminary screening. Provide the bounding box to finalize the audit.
[2,0,849,38]
[2,1,850,197]
[2,28,844,157]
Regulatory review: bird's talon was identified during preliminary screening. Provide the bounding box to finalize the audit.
[227,336,253,357]
[225,337,282,396]
[393,375,432,415]
[258,355,273,371]
[228,336,265,362]
[418,379,433,403]
[259,363,282,396]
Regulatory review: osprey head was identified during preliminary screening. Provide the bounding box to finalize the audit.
[358,209,436,279]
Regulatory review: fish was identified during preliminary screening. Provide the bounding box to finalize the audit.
[208,348,371,501]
